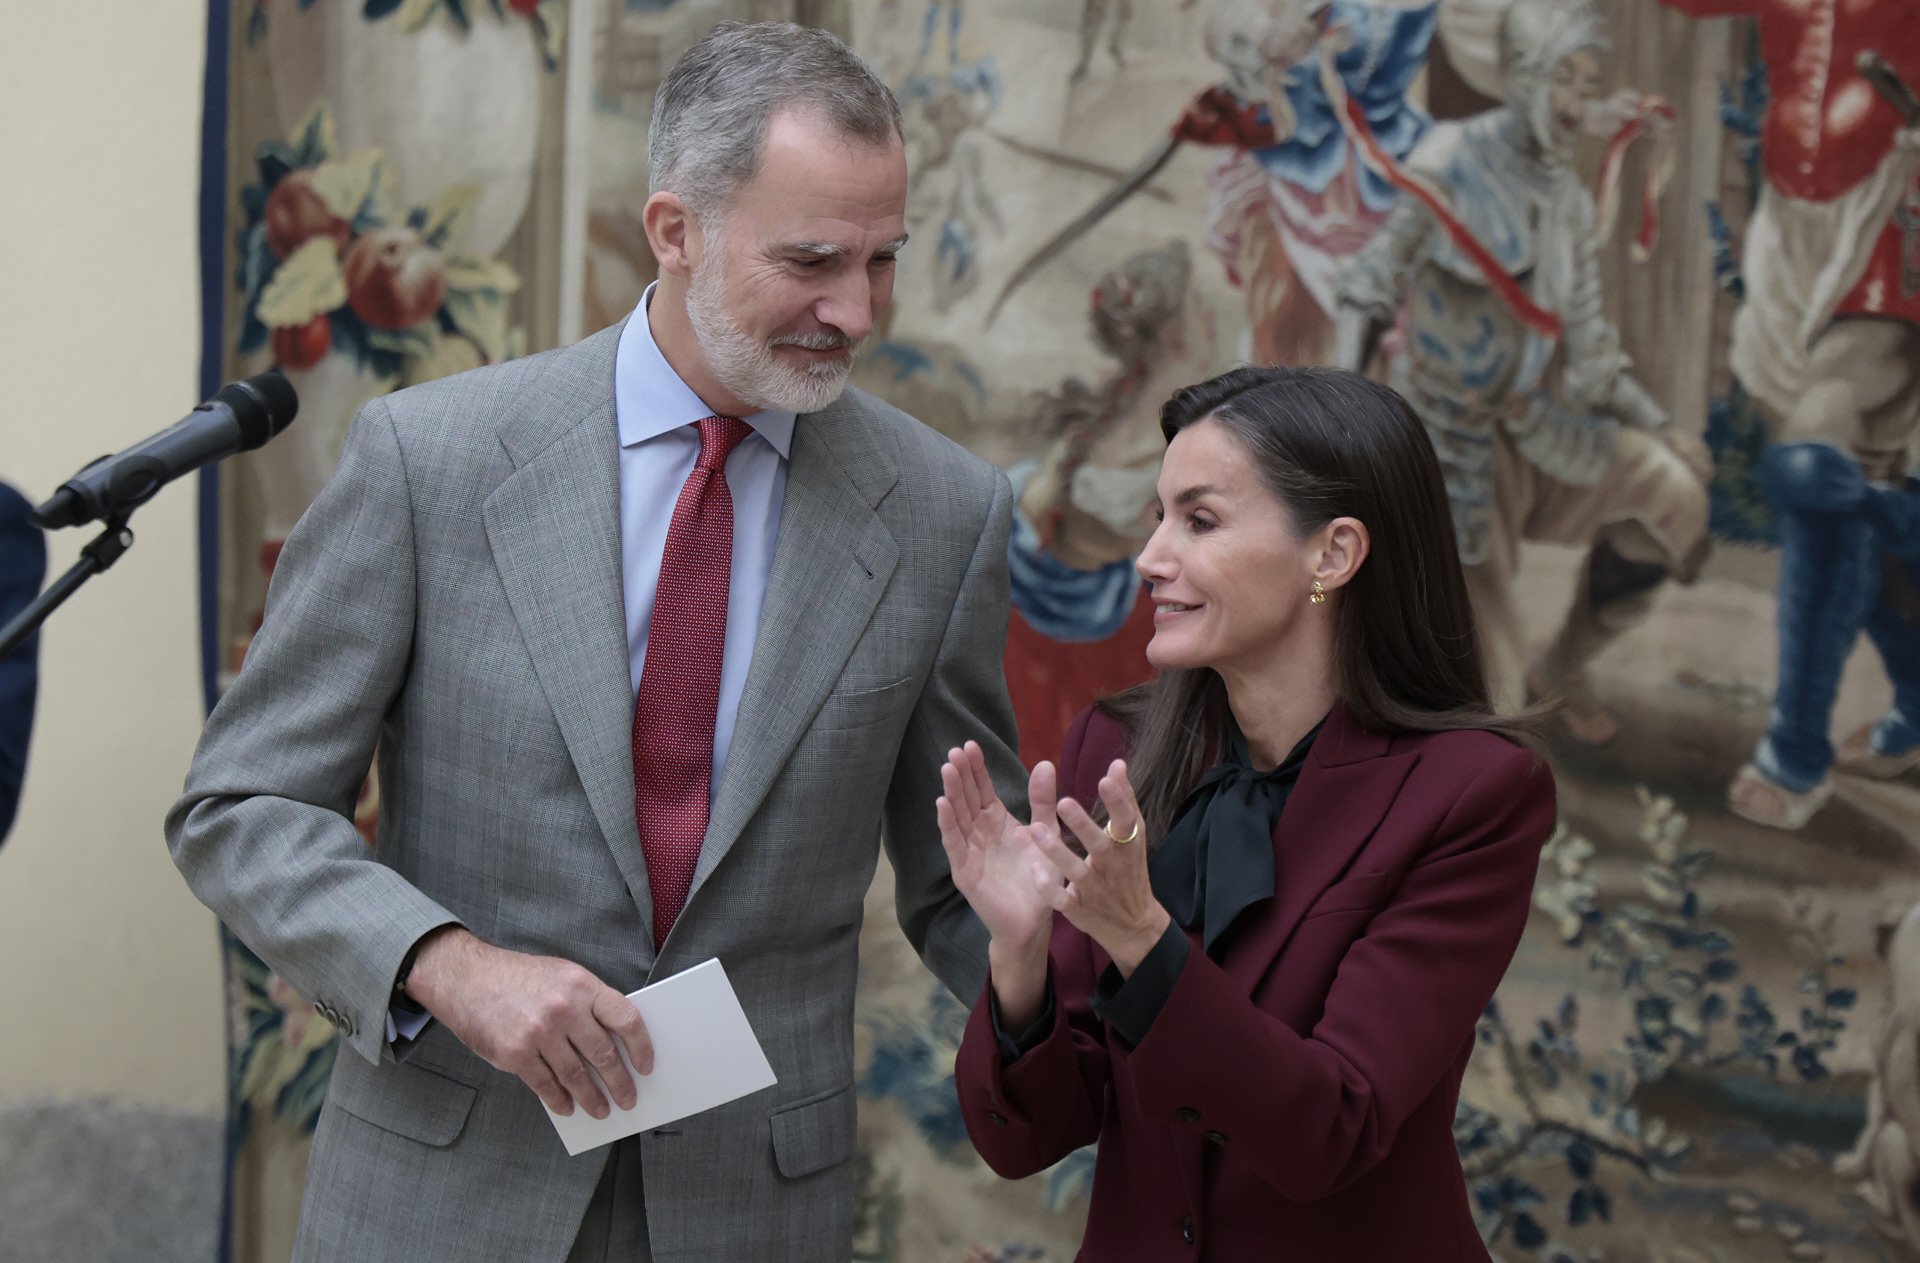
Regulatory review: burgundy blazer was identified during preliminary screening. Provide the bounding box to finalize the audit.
[954,702,1556,1261]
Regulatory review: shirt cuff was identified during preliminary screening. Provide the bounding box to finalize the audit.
[1091,919,1190,1049]
[385,1002,432,1048]
[988,976,1057,1064]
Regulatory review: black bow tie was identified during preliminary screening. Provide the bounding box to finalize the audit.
[1149,713,1325,956]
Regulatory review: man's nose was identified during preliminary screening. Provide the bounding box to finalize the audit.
[815,271,876,344]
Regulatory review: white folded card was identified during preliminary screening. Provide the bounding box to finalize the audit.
[543,957,777,1156]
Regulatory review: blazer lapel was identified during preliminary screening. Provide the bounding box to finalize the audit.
[684,394,900,912]
[1224,702,1418,988]
[481,322,660,942]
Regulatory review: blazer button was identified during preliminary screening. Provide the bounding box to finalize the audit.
[986,1110,1010,1126]
[1205,1130,1226,1145]
[1181,1216,1195,1244]
[1175,1107,1200,1123]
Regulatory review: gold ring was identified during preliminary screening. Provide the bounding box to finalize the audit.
[1104,818,1141,846]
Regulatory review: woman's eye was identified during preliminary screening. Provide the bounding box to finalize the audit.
[1188,514,1215,532]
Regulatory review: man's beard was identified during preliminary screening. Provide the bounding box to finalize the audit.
[685,243,860,415]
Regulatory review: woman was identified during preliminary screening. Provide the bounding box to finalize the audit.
[938,365,1555,1261]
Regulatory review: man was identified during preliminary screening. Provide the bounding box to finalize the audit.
[1656,0,1920,829]
[167,22,1023,1261]
[1330,0,1710,741]
[0,479,44,844]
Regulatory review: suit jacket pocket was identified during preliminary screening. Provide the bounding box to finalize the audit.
[811,675,919,733]
[1300,871,1400,922]
[769,1079,856,1179]
[328,1049,479,1147]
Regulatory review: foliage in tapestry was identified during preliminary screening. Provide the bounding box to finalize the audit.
[235,103,524,384]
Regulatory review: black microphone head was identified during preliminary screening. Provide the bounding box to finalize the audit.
[218,372,300,449]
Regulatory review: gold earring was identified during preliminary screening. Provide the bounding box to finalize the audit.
[1309,581,1326,606]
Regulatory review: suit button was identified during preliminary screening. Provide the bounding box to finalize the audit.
[987,1111,1009,1126]
[1175,1107,1199,1123]
[312,1000,326,1017]
[340,1016,356,1038]
[1205,1130,1226,1145]
[1182,1216,1195,1244]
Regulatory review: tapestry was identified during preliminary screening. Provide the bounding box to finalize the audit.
[200,1,1920,1259]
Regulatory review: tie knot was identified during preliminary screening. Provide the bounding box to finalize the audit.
[694,415,752,471]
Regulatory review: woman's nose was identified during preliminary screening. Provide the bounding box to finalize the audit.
[1135,520,1175,584]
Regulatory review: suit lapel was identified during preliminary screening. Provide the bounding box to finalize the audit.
[685,394,900,911]
[1224,703,1418,988]
[481,322,660,942]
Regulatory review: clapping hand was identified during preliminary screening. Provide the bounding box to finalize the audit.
[937,741,1056,955]
[1032,759,1172,977]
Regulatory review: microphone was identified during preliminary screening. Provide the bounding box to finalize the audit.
[34,373,299,530]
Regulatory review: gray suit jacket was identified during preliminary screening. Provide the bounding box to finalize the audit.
[166,322,1025,1261]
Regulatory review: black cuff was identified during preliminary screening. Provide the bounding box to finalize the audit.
[989,976,1057,1064]
[1091,919,1190,1049]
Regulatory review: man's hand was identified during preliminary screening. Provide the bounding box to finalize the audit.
[404,926,653,1119]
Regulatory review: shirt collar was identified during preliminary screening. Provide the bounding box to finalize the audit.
[614,283,796,458]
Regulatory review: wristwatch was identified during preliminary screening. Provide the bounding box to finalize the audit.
[391,945,426,1013]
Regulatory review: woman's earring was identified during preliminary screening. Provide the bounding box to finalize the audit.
[1309,580,1327,606]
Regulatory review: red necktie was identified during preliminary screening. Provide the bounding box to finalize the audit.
[632,415,752,948]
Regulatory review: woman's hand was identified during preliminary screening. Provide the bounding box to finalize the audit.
[1033,759,1171,977]
[938,742,1055,954]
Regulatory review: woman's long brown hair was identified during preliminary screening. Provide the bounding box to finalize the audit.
[1101,365,1543,843]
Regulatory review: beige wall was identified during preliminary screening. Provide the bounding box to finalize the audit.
[0,3,225,1109]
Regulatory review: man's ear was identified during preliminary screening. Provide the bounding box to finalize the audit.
[1314,517,1371,592]
[643,192,698,280]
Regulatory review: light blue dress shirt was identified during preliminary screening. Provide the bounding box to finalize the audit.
[616,283,795,796]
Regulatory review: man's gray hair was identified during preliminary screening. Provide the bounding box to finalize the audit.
[648,22,902,221]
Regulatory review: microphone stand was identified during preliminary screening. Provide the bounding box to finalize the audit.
[0,510,136,657]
